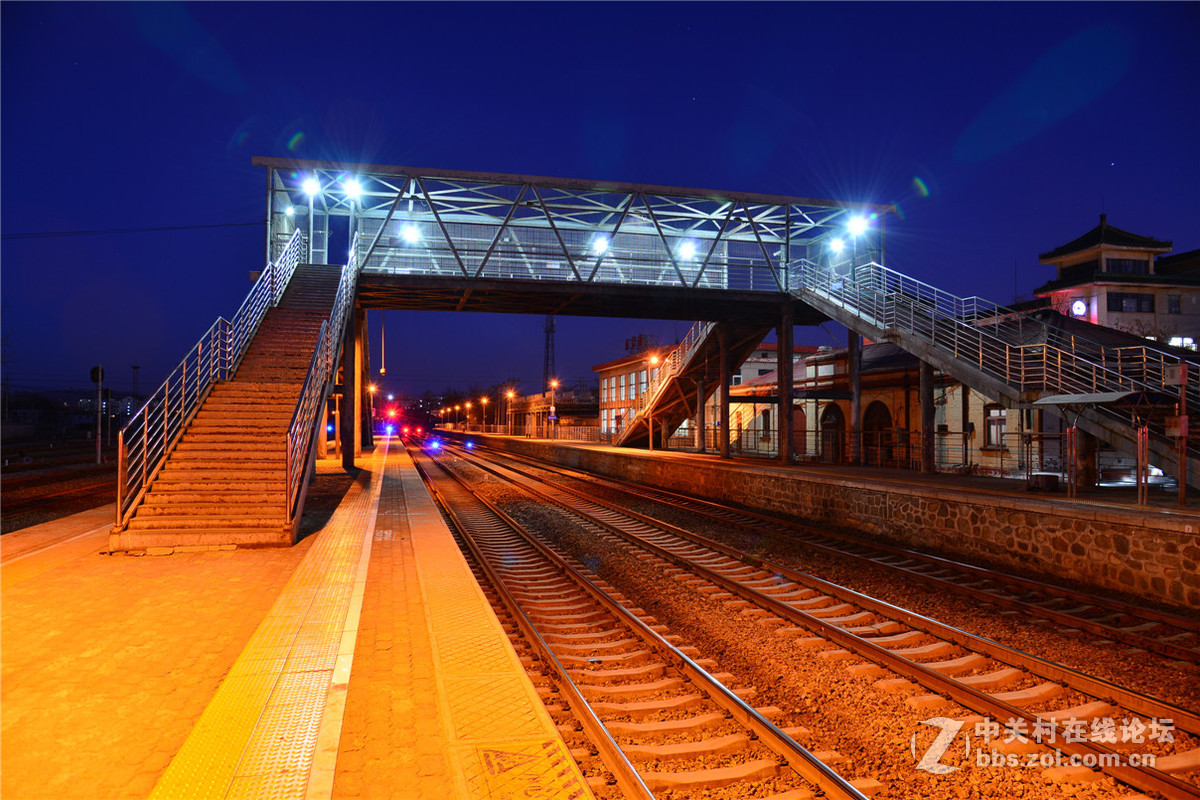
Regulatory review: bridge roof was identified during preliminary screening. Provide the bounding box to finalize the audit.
[252,156,895,216]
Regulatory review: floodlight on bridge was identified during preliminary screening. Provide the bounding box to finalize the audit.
[847,215,869,237]
[345,179,362,200]
[678,241,697,260]
[302,177,320,196]
[401,224,421,244]
[592,235,609,255]
[830,238,845,253]
[285,206,295,217]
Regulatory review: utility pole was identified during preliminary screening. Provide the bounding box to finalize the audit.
[543,315,556,391]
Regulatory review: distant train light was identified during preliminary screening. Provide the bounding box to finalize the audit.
[430,440,441,450]
[402,426,410,434]
[387,408,397,418]
[465,441,474,450]
[416,427,423,434]
[326,424,334,433]
[385,424,395,435]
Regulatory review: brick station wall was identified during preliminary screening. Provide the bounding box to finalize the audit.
[463,435,1200,610]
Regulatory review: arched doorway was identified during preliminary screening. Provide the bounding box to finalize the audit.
[862,400,893,467]
[819,403,845,464]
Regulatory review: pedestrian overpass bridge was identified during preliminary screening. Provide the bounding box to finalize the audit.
[109,157,1197,551]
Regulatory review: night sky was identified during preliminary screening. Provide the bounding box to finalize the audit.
[3,2,1197,402]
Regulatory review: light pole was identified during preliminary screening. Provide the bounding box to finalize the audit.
[506,390,515,435]
[465,401,472,430]
[549,379,559,439]
[455,404,461,427]
[480,396,489,430]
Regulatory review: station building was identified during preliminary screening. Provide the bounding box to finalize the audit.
[1033,214,1200,348]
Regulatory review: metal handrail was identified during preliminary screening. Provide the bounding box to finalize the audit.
[614,319,714,438]
[115,230,306,530]
[790,259,1168,399]
[284,236,360,522]
[792,258,1195,400]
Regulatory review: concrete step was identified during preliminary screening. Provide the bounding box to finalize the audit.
[153,471,285,486]
[142,491,285,506]
[135,502,286,517]
[128,514,289,531]
[174,443,286,454]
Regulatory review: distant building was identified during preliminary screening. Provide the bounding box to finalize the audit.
[594,345,676,435]
[1033,214,1200,347]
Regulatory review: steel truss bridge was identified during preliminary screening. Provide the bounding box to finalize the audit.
[254,156,887,320]
[251,156,1194,489]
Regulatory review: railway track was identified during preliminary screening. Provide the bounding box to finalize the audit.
[437,440,1200,799]
[466,443,1200,664]
[410,444,879,799]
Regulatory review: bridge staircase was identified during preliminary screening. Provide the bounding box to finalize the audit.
[615,320,772,448]
[788,260,1199,487]
[111,232,359,551]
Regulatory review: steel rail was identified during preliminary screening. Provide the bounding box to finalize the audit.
[485,445,1200,650]
[451,446,1200,800]
[419,445,872,800]
[460,445,1200,729]
[411,450,654,800]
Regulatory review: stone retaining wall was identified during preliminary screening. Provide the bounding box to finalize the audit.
[463,435,1200,610]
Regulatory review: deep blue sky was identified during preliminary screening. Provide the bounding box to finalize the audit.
[3,2,1197,399]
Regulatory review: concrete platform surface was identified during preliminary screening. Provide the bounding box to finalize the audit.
[1,439,590,800]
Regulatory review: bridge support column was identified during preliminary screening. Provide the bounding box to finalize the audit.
[718,324,730,460]
[849,330,861,466]
[695,380,706,453]
[919,360,935,473]
[354,309,365,457]
[340,310,359,470]
[778,303,794,464]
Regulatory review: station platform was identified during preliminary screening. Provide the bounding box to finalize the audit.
[1,439,592,800]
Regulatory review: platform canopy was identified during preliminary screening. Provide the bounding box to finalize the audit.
[255,156,894,296]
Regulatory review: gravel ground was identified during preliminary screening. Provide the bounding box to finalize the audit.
[1,466,118,534]
[447,452,1196,800]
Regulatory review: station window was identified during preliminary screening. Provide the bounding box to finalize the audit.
[984,405,1006,448]
[619,374,626,401]
[1107,292,1154,313]
[1106,258,1149,275]
[638,370,648,395]
[1169,295,1181,314]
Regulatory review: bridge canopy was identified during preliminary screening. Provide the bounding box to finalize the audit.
[255,157,892,296]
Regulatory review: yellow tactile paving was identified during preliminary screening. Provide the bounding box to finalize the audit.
[332,444,593,800]
[397,449,593,799]
[150,445,386,800]
[148,438,588,800]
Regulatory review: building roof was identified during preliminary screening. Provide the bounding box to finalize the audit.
[592,344,678,373]
[1157,248,1200,277]
[1038,214,1172,261]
